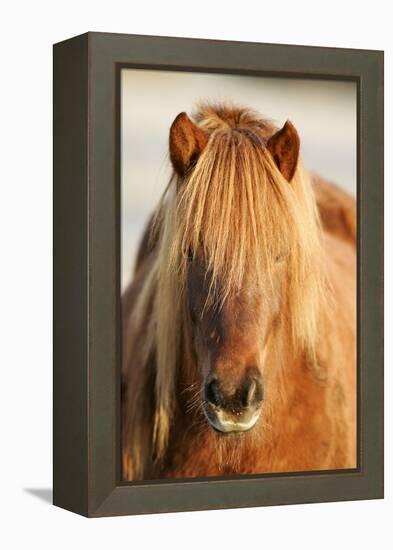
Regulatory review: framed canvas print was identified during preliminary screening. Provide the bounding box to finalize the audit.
[53,32,384,517]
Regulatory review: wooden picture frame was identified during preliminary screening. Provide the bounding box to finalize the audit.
[53,32,384,517]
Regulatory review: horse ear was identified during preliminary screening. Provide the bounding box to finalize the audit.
[169,112,208,176]
[267,120,300,182]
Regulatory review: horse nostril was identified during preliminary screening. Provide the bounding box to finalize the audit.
[205,377,221,407]
[243,376,263,408]
[244,379,256,407]
[205,374,263,411]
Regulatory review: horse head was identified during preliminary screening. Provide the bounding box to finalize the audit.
[168,106,304,435]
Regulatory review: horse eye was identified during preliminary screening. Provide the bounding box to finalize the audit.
[208,330,220,344]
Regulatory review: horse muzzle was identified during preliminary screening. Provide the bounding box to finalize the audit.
[203,372,263,434]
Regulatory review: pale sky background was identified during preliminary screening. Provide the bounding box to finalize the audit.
[121,69,357,290]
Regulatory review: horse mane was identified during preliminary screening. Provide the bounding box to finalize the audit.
[124,102,326,475]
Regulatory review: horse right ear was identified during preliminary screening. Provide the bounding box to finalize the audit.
[267,120,300,182]
[169,113,208,177]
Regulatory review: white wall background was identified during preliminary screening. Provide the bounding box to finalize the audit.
[122,71,356,287]
[1,1,391,549]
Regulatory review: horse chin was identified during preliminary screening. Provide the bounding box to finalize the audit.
[203,406,261,435]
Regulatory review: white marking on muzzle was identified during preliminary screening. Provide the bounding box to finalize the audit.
[209,410,260,433]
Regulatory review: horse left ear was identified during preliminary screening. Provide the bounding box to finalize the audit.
[169,112,208,176]
[267,120,300,182]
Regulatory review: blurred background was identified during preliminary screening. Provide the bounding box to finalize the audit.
[121,69,356,290]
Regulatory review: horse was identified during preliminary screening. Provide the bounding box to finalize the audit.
[121,102,356,481]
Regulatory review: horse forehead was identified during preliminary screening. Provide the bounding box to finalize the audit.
[188,256,261,295]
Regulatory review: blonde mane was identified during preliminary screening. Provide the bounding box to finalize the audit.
[127,103,326,468]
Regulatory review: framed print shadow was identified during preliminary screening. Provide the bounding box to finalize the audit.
[53,32,384,517]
